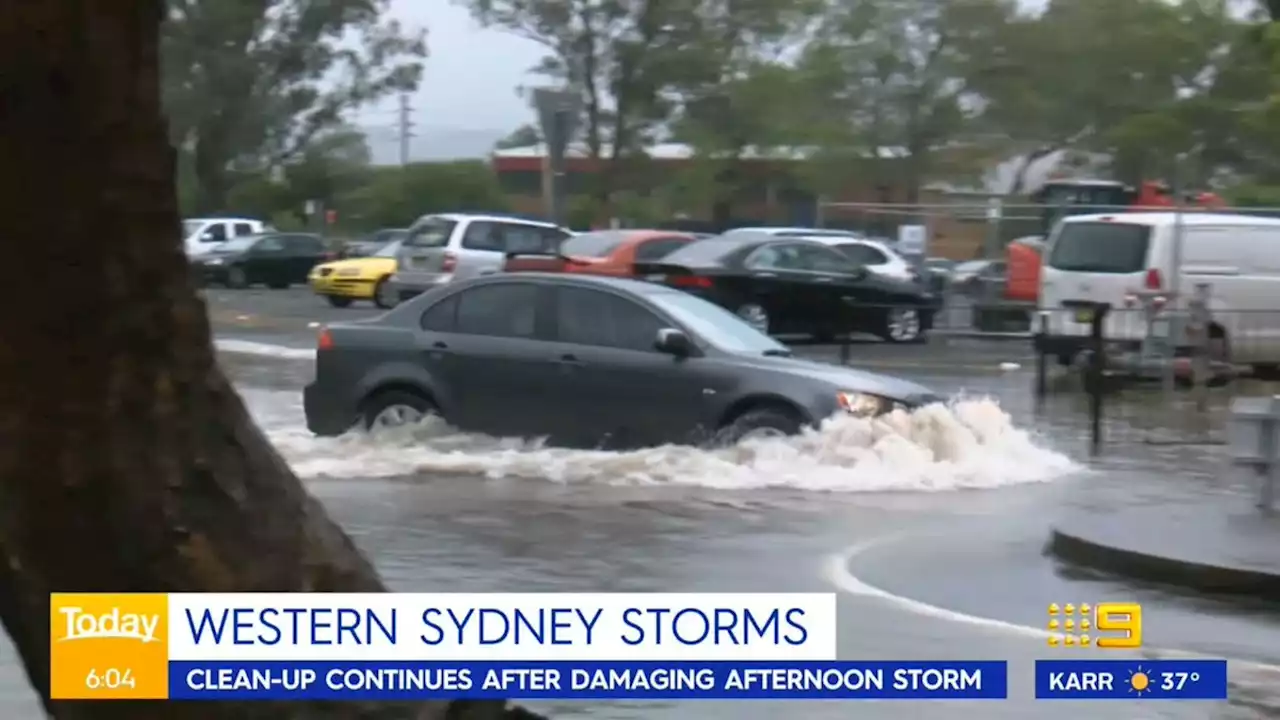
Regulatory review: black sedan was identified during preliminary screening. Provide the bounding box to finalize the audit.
[633,232,940,343]
[304,274,940,449]
[191,232,332,288]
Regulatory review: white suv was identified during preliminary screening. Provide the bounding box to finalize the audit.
[802,236,918,282]
[391,213,572,302]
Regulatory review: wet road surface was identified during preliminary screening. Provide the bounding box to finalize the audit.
[2,288,1276,718]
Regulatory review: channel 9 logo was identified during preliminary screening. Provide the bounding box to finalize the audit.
[1047,603,1142,648]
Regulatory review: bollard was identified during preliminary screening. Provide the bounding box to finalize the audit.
[1087,303,1111,456]
[1034,310,1050,404]
[838,297,854,365]
[1227,395,1280,513]
[1189,283,1211,413]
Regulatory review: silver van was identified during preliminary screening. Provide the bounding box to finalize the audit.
[390,213,571,301]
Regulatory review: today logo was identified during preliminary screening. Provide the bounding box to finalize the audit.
[57,606,161,643]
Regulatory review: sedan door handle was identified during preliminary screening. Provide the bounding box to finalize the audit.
[432,341,448,349]
[753,272,777,278]
[559,353,582,363]
[813,277,834,283]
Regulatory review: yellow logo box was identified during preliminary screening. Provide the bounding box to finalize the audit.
[49,593,168,700]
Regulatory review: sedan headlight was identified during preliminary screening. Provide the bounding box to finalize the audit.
[836,391,891,417]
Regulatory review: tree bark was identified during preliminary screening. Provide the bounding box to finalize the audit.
[0,4,540,719]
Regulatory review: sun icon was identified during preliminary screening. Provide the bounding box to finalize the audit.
[1128,667,1150,696]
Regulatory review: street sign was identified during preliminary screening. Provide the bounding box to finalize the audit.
[897,224,927,256]
[533,87,581,160]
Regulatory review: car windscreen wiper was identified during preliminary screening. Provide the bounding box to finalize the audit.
[762,348,792,357]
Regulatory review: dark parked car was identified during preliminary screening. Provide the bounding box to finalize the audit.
[304,274,941,448]
[342,228,408,258]
[191,232,332,288]
[632,233,940,343]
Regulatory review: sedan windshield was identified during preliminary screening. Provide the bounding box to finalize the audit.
[182,220,204,237]
[648,291,789,355]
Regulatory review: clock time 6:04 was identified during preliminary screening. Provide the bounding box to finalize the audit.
[85,668,136,689]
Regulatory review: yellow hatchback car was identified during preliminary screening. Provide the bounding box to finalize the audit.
[309,240,401,308]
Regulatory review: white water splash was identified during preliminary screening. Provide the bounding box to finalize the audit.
[241,387,1078,492]
[215,339,315,360]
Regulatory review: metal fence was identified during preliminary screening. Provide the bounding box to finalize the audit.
[1028,298,1280,455]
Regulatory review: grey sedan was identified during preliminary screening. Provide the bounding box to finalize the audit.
[304,274,942,449]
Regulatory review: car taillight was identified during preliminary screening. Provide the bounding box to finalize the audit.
[1144,268,1162,289]
[670,275,712,288]
[441,251,457,272]
[317,328,333,351]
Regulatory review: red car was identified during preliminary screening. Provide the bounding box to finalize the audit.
[503,229,694,276]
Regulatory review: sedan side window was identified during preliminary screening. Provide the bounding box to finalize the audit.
[745,244,804,270]
[454,283,538,337]
[635,237,689,261]
[284,235,323,253]
[555,287,665,351]
[255,236,285,252]
[420,294,458,332]
[791,244,858,273]
[837,243,884,265]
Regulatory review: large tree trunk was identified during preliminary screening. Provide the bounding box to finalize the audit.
[0,5,538,719]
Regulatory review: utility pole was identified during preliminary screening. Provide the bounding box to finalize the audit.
[397,93,413,165]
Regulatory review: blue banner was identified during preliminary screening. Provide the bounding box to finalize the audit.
[169,660,1007,700]
[1036,659,1228,700]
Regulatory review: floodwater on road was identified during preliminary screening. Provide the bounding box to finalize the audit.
[1,289,1276,718]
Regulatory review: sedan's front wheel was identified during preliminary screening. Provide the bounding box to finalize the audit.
[879,307,924,343]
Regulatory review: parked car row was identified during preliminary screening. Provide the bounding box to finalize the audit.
[368,216,941,343]
[184,212,943,344]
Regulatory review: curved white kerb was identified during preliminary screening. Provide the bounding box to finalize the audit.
[823,532,1280,675]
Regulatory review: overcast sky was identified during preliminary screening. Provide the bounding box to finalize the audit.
[354,0,544,161]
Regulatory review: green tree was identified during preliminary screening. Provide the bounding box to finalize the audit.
[457,0,684,203]
[341,161,510,229]
[164,0,427,213]
[495,124,541,149]
[0,2,532,719]
[799,0,1014,199]
[967,0,1248,191]
[228,127,375,225]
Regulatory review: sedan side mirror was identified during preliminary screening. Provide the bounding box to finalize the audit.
[654,328,692,356]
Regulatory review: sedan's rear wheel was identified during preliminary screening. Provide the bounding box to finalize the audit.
[226,266,248,289]
[735,303,770,334]
[361,389,436,433]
